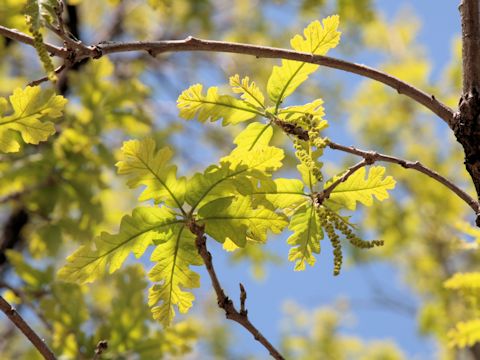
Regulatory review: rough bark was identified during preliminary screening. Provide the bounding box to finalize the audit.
[455,0,480,227]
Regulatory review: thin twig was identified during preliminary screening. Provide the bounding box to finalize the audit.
[0,295,56,360]
[316,159,370,205]
[28,64,66,86]
[0,25,454,125]
[187,220,285,360]
[327,140,480,214]
[0,281,52,332]
[0,26,66,57]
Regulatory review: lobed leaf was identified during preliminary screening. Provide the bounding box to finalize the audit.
[277,99,327,125]
[58,207,182,284]
[448,319,480,349]
[444,272,480,291]
[287,205,323,271]
[198,196,288,247]
[148,225,202,326]
[231,122,273,153]
[177,83,260,125]
[325,166,396,210]
[0,86,67,152]
[229,74,266,109]
[253,178,308,210]
[187,145,284,209]
[267,16,341,106]
[117,138,186,208]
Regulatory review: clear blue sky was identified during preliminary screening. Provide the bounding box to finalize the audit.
[183,2,462,359]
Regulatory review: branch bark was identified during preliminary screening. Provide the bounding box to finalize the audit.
[453,0,480,226]
[187,220,285,360]
[316,159,370,205]
[0,25,454,125]
[0,295,56,360]
[327,141,480,214]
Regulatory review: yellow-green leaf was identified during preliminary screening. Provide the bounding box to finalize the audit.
[0,86,67,152]
[444,272,480,291]
[198,196,287,247]
[148,225,202,326]
[229,74,265,109]
[177,83,261,125]
[253,178,308,210]
[325,166,396,210]
[231,122,273,153]
[267,16,341,106]
[448,319,480,349]
[187,146,284,210]
[117,138,186,208]
[277,99,327,125]
[287,205,323,271]
[58,207,182,284]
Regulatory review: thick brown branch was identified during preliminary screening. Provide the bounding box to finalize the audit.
[0,295,56,360]
[453,0,480,225]
[0,25,454,125]
[187,220,285,360]
[327,141,480,215]
[460,0,480,93]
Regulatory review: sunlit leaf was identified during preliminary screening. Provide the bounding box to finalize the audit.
[58,207,182,283]
[267,16,341,106]
[0,86,67,152]
[177,83,261,125]
[117,138,186,208]
[198,196,288,247]
[287,205,323,271]
[148,225,202,326]
[229,74,266,109]
[325,166,396,210]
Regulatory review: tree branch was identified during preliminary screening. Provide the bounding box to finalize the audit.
[460,0,480,93]
[187,220,285,360]
[327,140,480,215]
[316,159,371,205]
[0,25,454,125]
[0,26,66,57]
[0,295,56,360]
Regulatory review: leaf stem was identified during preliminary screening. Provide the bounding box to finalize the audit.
[187,220,285,360]
[0,295,56,360]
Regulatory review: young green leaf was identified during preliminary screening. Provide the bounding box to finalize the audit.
[287,204,323,271]
[231,122,273,153]
[253,178,308,210]
[198,196,288,247]
[117,138,186,209]
[277,99,327,124]
[267,16,341,107]
[187,145,284,210]
[444,272,480,292]
[148,225,202,326]
[325,166,396,210]
[229,74,266,109]
[0,86,67,153]
[447,319,480,349]
[58,207,182,284]
[177,83,262,125]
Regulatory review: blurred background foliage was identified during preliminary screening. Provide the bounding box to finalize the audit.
[1,0,479,359]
